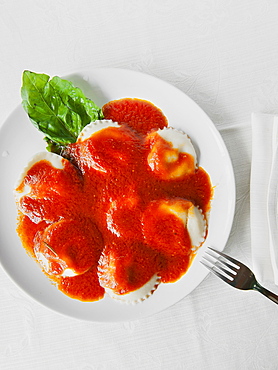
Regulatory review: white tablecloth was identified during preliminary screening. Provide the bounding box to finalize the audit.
[1,1,278,369]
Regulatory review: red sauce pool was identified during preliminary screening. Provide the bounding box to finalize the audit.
[15,98,213,302]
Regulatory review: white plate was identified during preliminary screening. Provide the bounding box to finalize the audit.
[0,68,235,322]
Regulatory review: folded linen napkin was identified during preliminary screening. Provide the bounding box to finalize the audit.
[250,113,278,285]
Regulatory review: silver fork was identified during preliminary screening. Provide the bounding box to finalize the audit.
[201,247,278,305]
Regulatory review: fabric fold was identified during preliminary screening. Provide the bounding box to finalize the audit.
[250,113,278,285]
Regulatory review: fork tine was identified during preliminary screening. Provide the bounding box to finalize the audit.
[205,249,239,274]
[208,247,240,268]
[200,260,233,284]
[202,253,236,278]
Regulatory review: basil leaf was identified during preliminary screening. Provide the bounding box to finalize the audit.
[21,70,103,150]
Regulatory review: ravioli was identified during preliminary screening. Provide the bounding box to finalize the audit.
[15,98,213,303]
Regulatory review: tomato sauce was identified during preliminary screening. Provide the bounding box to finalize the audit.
[16,98,213,302]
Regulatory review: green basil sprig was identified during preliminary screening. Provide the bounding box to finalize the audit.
[21,70,103,153]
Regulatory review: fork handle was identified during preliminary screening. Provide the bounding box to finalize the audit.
[255,283,278,304]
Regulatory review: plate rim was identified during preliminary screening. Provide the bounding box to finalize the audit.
[0,67,236,322]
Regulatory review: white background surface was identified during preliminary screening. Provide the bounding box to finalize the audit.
[1,1,278,369]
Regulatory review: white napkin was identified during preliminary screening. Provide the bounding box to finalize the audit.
[250,113,278,285]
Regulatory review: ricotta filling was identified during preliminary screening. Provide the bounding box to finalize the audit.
[157,127,197,167]
[147,127,198,179]
[163,201,207,250]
